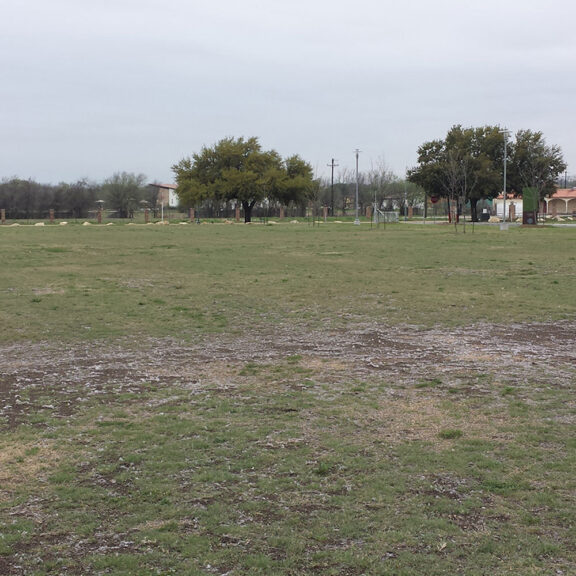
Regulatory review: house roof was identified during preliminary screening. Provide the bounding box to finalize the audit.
[495,192,519,200]
[549,188,576,199]
[495,189,576,200]
[148,183,178,190]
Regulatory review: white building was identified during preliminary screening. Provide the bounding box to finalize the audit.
[492,193,523,221]
[149,183,179,208]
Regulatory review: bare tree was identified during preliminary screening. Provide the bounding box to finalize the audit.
[365,157,398,210]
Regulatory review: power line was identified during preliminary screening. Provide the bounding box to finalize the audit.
[354,149,361,225]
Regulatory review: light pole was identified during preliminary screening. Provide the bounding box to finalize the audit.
[354,149,360,225]
[404,179,408,221]
[500,129,510,225]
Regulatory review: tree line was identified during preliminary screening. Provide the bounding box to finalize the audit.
[2,129,570,221]
[173,130,568,223]
[0,173,157,220]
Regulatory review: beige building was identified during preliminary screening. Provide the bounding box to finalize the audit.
[493,188,576,221]
[544,188,576,217]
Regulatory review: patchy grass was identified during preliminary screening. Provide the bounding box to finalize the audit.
[0,222,575,574]
[1,354,575,574]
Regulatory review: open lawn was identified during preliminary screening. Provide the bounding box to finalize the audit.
[1,221,575,575]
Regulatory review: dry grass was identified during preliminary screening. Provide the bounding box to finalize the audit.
[0,441,61,498]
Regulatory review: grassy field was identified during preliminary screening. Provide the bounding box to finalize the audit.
[1,221,575,575]
[1,221,575,342]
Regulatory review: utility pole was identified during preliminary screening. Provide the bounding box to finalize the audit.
[499,129,510,227]
[404,179,408,221]
[327,158,339,216]
[354,149,361,225]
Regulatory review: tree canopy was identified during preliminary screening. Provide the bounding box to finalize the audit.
[407,125,505,221]
[407,125,566,221]
[508,130,566,198]
[172,137,315,222]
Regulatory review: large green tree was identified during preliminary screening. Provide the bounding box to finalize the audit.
[276,154,316,207]
[172,137,315,223]
[408,125,566,222]
[407,125,504,222]
[507,130,566,199]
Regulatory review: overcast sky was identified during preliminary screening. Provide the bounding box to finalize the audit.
[2,0,575,184]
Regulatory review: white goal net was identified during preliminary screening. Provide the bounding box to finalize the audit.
[373,209,399,224]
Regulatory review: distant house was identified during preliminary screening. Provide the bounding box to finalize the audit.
[148,183,179,208]
[544,188,576,216]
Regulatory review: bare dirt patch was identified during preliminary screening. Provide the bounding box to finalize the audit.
[0,320,574,575]
[1,320,574,429]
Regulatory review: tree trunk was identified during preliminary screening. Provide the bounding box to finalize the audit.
[470,199,479,222]
[242,200,255,223]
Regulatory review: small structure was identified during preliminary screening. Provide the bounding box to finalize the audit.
[493,193,523,221]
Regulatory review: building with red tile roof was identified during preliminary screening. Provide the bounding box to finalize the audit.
[544,188,576,216]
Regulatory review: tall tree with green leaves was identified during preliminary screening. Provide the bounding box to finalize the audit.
[172,137,315,222]
[507,130,566,199]
[276,154,316,206]
[408,125,504,222]
[408,125,566,221]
